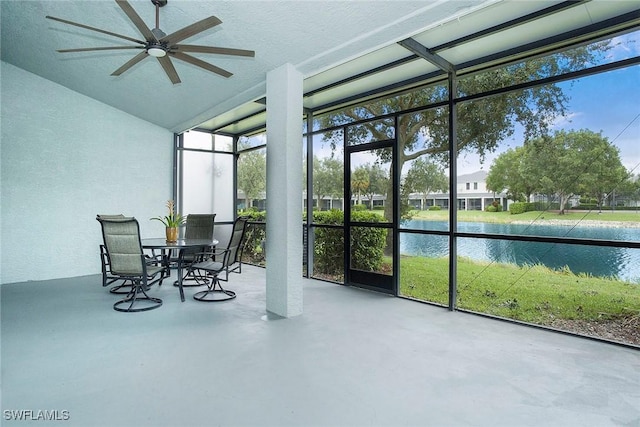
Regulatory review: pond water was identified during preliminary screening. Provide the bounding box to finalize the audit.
[400,220,640,283]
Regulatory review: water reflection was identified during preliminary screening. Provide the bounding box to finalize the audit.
[483,239,628,280]
[400,221,640,283]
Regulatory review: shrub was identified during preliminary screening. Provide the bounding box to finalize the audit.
[509,202,527,215]
[575,203,598,210]
[532,201,560,211]
[428,205,442,211]
[507,202,538,212]
[238,210,266,265]
[353,204,367,211]
[312,210,345,273]
[350,211,386,272]
[487,201,503,212]
[312,209,387,275]
[238,210,266,222]
[579,197,598,205]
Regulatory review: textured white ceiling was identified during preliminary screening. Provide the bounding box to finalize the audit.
[0,0,491,133]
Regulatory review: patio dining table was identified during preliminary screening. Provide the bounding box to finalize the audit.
[142,238,218,302]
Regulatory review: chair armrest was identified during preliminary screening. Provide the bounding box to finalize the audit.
[144,254,165,265]
[194,248,228,259]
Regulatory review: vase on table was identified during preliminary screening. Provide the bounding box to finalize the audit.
[165,227,178,242]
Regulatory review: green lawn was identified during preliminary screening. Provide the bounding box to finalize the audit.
[323,208,640,326]
[408,209,640,224]
[399,255,640,324]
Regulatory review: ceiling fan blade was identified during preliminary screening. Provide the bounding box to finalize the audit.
[57,46,143,53]
[111,51,148,76]
[161,16,222,45]
[115,0,157,42]
[172,45,255,57]
[157,56,181,84]
[170,51,232,78]
[46,15,144,45]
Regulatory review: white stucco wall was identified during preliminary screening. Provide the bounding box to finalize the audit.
[0,61,173,284]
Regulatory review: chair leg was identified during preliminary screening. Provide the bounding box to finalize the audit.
[193,276,236,302]
[173,269,209,287]
[114,279,163,312]
[108,279,135,294]
[150,255,170,285]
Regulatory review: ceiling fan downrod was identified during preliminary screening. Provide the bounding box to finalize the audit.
[151,0,166,30]
[148,0,168,55]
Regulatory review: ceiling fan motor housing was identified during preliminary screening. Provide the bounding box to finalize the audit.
[151,27,167,39]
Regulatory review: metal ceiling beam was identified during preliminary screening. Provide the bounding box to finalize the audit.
[199,3,638,137]
[308,1,588,103]
[304,54,418,97]
[313,10,640,119]
[397,38,455,73]
[431,0,591,51]
[312,0,592,106]
[194,108,265,135]
[455,9,640,75]
[310,70,446,117]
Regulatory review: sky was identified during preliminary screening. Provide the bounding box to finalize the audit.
[458,31,640,176]
[561,66,639,173]
[458,64,639,176]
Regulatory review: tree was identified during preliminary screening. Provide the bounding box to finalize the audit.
[525,129,626,215]
[404,158,448,209]
[313,156,343,210]
[351,166,369,205]
[577,133,628,212]
[237,148,266,210]
[616,174,640,209]
[362,163,389,209]
[528,133,577,214]
[486,147,519,201]
[318,42,610,226]
[629,176,640,209]
[486,145,540,202]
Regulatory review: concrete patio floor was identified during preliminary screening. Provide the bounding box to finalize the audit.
[2,265,639,427]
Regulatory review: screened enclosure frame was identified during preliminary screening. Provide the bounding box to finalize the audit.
[177,8,640,346]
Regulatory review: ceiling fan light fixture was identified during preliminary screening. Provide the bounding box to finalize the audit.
[147,45,166,57]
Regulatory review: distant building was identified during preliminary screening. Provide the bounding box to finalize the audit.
[407,171,508,211]
[240,170,509,211]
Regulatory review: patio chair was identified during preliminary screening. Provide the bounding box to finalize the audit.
[97,214,165,290]
[190,217,247,302]
[174,213,216,287]
[96,214,135,294]
[97,217,165,312]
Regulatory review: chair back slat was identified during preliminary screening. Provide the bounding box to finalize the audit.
[98,218,144,275]
[224,218,248,267]
[96,214,126,220]
[184,214,216,240]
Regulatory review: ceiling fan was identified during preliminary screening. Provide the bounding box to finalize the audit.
[46,0,255,84]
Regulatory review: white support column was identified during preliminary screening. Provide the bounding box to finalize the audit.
[265,63,303,318]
